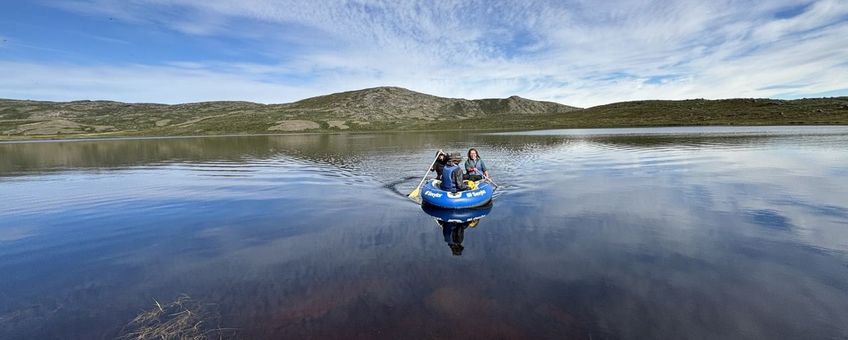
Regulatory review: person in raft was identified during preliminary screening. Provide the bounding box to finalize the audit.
[430,150,448,180]
[464,148,489,181]
[440,152,469,192]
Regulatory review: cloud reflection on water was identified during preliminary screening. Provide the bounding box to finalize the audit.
[1,126,847,339]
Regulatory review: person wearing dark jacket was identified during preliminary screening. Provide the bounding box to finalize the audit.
[440,152,468,192]
[430,151,448,180]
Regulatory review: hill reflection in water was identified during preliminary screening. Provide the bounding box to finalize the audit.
[1,126,848,339]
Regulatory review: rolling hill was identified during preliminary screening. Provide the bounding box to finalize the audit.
[0,86,846,140]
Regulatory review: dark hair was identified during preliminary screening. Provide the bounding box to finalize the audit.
[467,148,480,160]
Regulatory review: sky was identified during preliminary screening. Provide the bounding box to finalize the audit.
[0,0,846,107]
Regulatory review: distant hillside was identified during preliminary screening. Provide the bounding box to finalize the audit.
[0,87,846,140]
[0,86,579,138]
[286,86,577,119]
[546,97,848,128]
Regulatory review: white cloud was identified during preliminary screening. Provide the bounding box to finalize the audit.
[0,61,316,103]
[6,0,848,106]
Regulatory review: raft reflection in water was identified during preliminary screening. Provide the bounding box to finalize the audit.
[421,203,493,256]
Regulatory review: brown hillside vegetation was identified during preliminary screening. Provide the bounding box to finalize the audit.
[0,87,845,140]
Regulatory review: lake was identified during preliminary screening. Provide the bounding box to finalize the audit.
[2,126,848,339]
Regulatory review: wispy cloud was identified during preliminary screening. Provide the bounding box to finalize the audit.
[74,32,132,45]
[0,61,317,103]
[2,0,847,106]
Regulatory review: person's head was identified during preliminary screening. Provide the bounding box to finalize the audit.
[449,152,462,165]
[467,148,479,160]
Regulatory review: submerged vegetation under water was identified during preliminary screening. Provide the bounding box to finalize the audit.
[120,295,236,340]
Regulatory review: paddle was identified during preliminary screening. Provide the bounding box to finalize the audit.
[483,174,499,188]
[408,150,444,201]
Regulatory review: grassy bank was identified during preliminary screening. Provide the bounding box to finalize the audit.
[1,90,846,141]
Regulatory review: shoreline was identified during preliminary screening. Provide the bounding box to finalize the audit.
[2,123,847,144]
[3,92,846,142]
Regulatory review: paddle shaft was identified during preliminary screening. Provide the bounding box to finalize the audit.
[413,151,443,193]
[484,174,499,188]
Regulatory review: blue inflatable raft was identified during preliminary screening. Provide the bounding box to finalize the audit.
[420,179,494,209]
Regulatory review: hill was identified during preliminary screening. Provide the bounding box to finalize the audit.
[555,97,848,127]
[0,87,846,140]
[0,86,579,138]
[286,86,577,118]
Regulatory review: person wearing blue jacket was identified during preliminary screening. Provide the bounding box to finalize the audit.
[439,152,468,192]
[464,148,489,181]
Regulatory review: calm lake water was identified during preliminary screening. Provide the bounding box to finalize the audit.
[2,126,848,339]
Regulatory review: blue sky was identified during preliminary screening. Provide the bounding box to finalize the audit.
[0,0,846,107]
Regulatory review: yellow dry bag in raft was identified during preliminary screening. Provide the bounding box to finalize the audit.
[465,180,478,190]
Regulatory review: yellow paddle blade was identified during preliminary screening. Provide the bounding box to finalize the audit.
[408,187,421,199]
